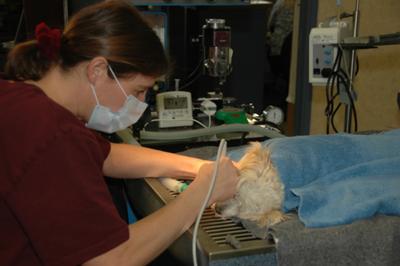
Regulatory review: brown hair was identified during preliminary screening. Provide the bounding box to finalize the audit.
[5,0,168,81]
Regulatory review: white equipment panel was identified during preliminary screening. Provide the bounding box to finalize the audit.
[309,22,351,85]
[156,91,193,128]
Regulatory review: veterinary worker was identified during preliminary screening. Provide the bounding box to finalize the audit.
[0,1,239,265]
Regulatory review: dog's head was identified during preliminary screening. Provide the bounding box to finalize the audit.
[214,142,284,225]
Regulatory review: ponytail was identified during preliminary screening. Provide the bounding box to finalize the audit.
[5,40,54,81]
[5,22,62,81]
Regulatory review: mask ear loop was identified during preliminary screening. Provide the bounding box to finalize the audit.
[108,65,128,97]
[89,83,100,105]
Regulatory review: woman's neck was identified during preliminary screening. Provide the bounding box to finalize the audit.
[25,65,88,120]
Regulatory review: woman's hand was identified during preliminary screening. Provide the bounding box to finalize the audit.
[194,157,239,206]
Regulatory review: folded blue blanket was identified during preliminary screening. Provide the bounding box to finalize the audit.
[228,129,400,227]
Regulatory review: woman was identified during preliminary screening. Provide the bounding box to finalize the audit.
[0,1,239,265]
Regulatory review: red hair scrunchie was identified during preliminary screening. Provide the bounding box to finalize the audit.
[35,22,62,61]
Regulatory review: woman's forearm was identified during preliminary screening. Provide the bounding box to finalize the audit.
[84,160,239,266]
[103,143,207,179]
[83,169,209,266]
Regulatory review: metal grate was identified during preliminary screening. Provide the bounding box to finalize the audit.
[125,178,275,265]
[168,188,259,246]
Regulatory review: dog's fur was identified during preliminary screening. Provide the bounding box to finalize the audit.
[215,142,286,228]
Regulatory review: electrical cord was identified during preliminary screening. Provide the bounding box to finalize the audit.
[337,47,359,132]
[337,69,358,129]
[326,68,343,133]
[192,139,227,266]
[330,102,342,133]
[179,71,203,91]
[325,47,358,133]
[178,42,205,91]
[183,55,204,84]
[338,46,359,131]
[338,43,359,78]
[325,47,342,133]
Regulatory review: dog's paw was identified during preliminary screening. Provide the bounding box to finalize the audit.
[258,210,286,228]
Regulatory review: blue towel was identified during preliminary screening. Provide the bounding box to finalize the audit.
[227,129,400,227]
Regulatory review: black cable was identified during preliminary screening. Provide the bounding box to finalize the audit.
[337,47,358,132]
[338,68,349,82]
[184,58,203,83]
[325,82,339,133]
[177,46,204,90]
[325,45,359,134]
[326,91,339,133]
[337,73,358,132]
[331,102,342,133]
[325,53,336,133]
[178,71,203,91]
[183,33,205,85]
[325,47,343,134]
[336,68,357,132]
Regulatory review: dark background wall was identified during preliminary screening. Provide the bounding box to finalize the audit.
[0,0,23,69]
[0,0,64,70]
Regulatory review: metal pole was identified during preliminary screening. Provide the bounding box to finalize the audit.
[63,0,69,26]
[344,0,360,132]
[294,0,318,135]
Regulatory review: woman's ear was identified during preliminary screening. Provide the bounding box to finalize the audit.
[86,57,109,85]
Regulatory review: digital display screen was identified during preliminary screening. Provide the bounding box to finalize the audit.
[164,97,188,110]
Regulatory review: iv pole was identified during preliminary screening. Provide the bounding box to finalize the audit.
[344,0,360,133]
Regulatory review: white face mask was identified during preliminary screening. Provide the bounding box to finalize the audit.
[85,66,148,133]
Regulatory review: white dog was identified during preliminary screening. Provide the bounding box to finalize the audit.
[214,142,286,228]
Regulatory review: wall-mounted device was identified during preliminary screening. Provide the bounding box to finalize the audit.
[156,91,193,128]
[309,21,351,85]
[202,18,233,87]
